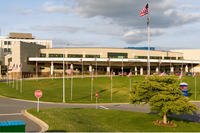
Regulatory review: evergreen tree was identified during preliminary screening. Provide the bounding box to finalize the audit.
[130,76,197,124]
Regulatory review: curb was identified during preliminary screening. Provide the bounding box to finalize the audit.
[0,95,129,105]
[21,110,49,132]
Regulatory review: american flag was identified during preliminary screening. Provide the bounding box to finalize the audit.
[140,4,148,16]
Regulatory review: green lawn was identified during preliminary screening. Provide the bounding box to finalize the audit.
[0,76,199,103]
[28,108,200,132]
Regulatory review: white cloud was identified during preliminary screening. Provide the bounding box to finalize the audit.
[42,1,70,13]
[123,28,165,44]
[16,8,34,15]
[31,25,83,33]
[38,0,200,45]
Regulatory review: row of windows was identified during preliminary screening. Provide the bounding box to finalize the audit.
[135,56,182,60]
[40,54,101,58]
[40,53,183,60]
[4,48,11,52]
[4,41,11,45]
[49,54,63,58]
[107,52,128,59]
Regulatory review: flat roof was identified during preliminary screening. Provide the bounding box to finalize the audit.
[9,32,34,39]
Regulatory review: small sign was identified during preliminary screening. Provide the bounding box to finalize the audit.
[35,90,42,98]
[34,90,42,112]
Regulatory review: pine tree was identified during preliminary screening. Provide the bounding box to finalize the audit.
[130,76,198,124]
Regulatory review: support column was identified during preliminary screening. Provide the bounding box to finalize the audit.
[185,65,188,73]
[134,66,137,75]
[140,67,143,75]
[107,67,110,75]
[50,61,54,76]
[89,65,92,73]
[170,66,174,74]
[156,67,159,73]
[70,64,74,70]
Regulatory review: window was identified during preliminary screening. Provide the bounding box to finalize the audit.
[68,54,83,58]
[3,48,7,52]
[49,54,63,58]
[7,48,11,52]
[4,41,11,45]
[164,57,177,60]
[171,57,176,60]
[135,56,147,59]
[178,57,183,60]
[40,53,46,57]
[150,56,162,59]
[8,58,12,62]
[7,41,11,45]
[85,55,100,58]
[107,52,128,58]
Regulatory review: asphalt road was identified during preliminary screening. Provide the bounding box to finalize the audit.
[0,97,150,132]
[0,97,200,132]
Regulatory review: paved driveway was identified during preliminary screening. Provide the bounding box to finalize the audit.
[0,97,200,132]
[0,97,150,132]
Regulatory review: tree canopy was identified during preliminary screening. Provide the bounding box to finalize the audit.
[130,76,198,124]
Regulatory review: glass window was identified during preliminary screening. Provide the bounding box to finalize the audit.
[178,57,183,60]
[135,56,147,59]
[49,54,64,58]
[7,48,11,52]
[3,48,7,52]
[85,55,100,58]
[7,41,11,45]
[164,57,177,60]
[150,56,162,59]
[4,41,7,45]
[107,52,128,58]
[40,53,46,57]
[171,57,176,60]
[68,54,83,58]
[8,58,12,62]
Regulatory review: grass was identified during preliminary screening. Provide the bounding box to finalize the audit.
[0,76,199,103]
[28,108,200,132]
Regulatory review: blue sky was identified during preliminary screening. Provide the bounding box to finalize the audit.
[0,0,200,49]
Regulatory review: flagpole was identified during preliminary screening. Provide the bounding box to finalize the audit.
[70,72,73,101]
[20,64,23,93]
[147,7,150,76]
[82,59,84,78]
[110,71,113,102]
[129,77,132,92]
[195,75,197,100]
[62,54,65,103]
[12,72,14,88]
[95,58,97,77]
[91,70,94,101]
[122,57,124,76]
